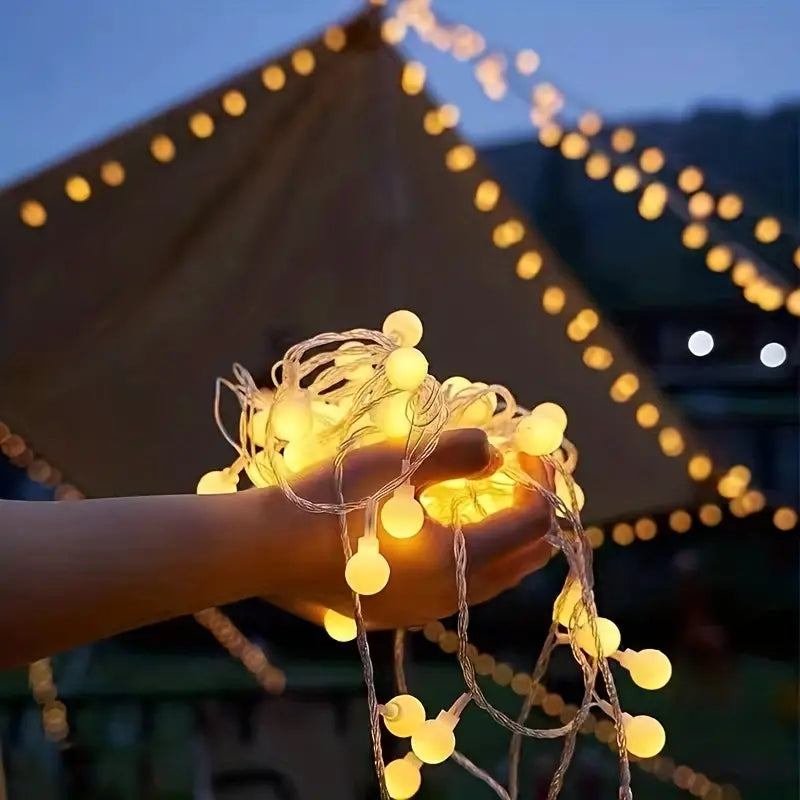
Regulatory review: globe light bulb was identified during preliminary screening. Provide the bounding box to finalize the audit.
[323,609,357,642]
[383,310,423,348]
[441,376,471,399]
[385,347,429,391]
[457,382,497,426]
[623,714,666,758]
[385,754,422,800]
[271,389,313,441]
[250,409,272,447]
[515,415,563,456]
[555,472,585,511]
[372,392,414,439]
[381,484,425,539]
[383,694,426,737]
[532,402,568,431]
[334,342,374,382]
[574,617,621,658]
[627,649,672,690]
[411,710,458,764]
[552,580,588,627]
[345,536,391,595]
[196,470,238,495]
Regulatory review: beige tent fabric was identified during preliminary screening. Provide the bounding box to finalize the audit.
[0,12,700,521]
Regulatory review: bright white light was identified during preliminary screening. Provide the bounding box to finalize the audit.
[688,330,714,357]
[760,342,786,368]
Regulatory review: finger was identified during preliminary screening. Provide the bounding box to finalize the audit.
[413,428,499,488]
[464,485,555,565]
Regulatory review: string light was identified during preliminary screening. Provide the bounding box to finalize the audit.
[609,373,639,403]
[613,165,640,193]
[639,147,664,173]
[585,152,611,180]
[687,454,713,481]
[542,286,566,314]
[221,90,246,116]
[688,191,714,219]
[322,25,347,52]
[682,223,708,249]
[560,132,589,159]
[474,180,500,211]
[515,49,540,75]
[705,245,733,273]
[717,193,743,220]
[578,111,603,136]
[402,61,426,94]
[189,111,215,138]
[100,160,125,186]
[754,216,781,243]
[636,403,660,428]
[20,199,47,227]
[774,507,798,531]
[150,134,176,162]
[382,18,407,44]
[612,523,635,546]
[65,175,91,202]
[291,48,316,75]
[516,250,542,279]
[445,144,476,171]
[699,504,722,527]
[538,122,563,147]
[760,342,786,368]
[611,127,635,153]
[677,167,704,193]
[687,330,714,357]
[261,64,286,91]
[669,510,692,533]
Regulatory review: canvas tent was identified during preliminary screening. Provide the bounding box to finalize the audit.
[0,10,703,523]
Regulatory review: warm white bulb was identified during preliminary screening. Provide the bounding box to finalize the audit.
[323,609,357,642]
[381,485,425,539]
[514,415,563,456]
[196,470,238,495]
[688,330,714,357]
[271,389,313,441]
[383,694,426,737]
[345,537,390,595]
[383,310,423,347]
[372,392,414,439]
[760,342,786,368]
[385,347,428,391]
[384,755,422,799]
[410,711,457,764]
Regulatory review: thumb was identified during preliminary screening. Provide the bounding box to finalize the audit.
[413,428,500,489]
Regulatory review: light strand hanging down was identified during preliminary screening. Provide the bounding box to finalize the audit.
[198,309,672,799]
[390,0,799,317]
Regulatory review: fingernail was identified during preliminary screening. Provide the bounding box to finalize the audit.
[473,444,503,479]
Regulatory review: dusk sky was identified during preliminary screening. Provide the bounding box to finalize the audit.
[1,0,798,185]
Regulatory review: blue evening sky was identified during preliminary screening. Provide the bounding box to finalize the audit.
[0,1,797,185]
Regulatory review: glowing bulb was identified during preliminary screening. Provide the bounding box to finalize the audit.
[688,191,714,219]
[555,472,585,510]
[345,536,390,595]
[65,175,91,202]
[552,581,588,627]
[372,392,413,439]
[717,193,743,219]
[639,147,664,173]
[456,382,496,427]
[20,199,47,227]
[532,402,568,431]
[383,310,423,347]
[627,649,672,690]
[411,711,457,764]
[221,90,246,116]
[611,127,635,153]
[385,347,428,391]
[381,484,425,539]
[585,153,611,180]
[760,342,786,368]
[291,49,315,76]
[624,714,666,758]
[706,245,733,272]
[261,65,285,90]
[323,609,357,642]
[515,415,563,456]
[560,132,589,159]
[682,222,708,249]
[401,62,426,94]
[335,342,374,382]
[678,166,703,193]
[189,112,214,138]
[688,454,713,481]
[441,376,471,399]
[754,216,781,243]
[196,469,238,495]
[613,165,640,193]
[578,111,603,136]
[515,49,540,75]
[383,695,426,737]
[385,755,422,800]
[688,330,714,357]
[271,389,313,441]
[474,180,500,211]
[574,617,621,657]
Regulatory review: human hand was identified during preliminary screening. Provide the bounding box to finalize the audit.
[262,429,555,630]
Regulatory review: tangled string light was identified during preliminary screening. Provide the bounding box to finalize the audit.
[197,310,672,799]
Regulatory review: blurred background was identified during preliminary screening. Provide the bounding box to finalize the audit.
[0,1,797,798]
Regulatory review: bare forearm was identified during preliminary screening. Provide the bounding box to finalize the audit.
[0,491,288,667]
